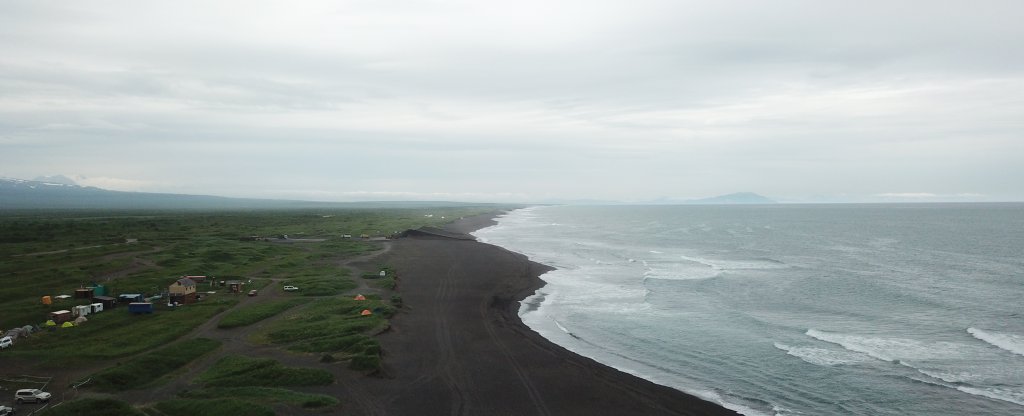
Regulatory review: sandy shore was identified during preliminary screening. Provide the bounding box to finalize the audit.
[340,213,739,416]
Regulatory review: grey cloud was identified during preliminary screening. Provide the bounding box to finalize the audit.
[1,0,1022,202]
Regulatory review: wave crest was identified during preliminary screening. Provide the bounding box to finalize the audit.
[968,327,1024,357]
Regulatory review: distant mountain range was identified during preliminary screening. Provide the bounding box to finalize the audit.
[0,176,776,209]
[683,192,777,205]
[0,177,495,210]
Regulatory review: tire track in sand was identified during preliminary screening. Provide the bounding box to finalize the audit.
[434,248,473,416]
[478,258,553,416]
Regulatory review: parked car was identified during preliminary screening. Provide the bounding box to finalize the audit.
[0,404,14,415]
[14,389,50,404]
[0,336,12,349]
[283,285,299,291]
[247,289,258,297]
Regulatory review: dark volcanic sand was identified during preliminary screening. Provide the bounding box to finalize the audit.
[343,213,739,416]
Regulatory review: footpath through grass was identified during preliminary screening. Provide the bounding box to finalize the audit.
[85,337,222,392]
[217,298,305,329]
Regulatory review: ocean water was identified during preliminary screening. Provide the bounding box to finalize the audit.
[473,204,1024,416]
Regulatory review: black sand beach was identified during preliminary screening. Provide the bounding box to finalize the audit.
[338,214,739,415]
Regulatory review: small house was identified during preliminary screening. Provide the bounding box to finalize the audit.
[92,295,117,309]
[50,310,72,324]
[118,293,144,303]
[169,277,198,304]
[74,288,94,299]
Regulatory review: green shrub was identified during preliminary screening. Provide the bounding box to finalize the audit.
[349,353,381,371]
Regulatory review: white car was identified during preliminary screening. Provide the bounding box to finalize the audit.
[15,388,50,404]
[283,285,299,291]
[0,405,13,416]
[0,336,12,349]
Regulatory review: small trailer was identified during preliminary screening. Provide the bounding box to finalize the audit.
[90,302,104,313]
[128,302,154,314]
[72,304,91,317]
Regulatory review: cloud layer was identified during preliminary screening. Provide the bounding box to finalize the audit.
[2,0,1022,202]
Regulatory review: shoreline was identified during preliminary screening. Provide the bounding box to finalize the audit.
[453,211,741,415]
[340,211,738,415]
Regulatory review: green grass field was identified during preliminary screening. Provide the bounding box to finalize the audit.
[217,299,305,329]
[198,355,334,387]
[0,206,502,411]
[181,386,338,408]
[153,398,274,416]
[85,338,222,392]
[6,298,235,366]
[39,398,146,416]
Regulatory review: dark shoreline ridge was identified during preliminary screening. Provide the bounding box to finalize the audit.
[343,212,739,415]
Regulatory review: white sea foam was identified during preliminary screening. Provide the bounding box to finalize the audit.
[956,386,1024,407]
[968,327,1024,357]
[680,254,788,271]
[643,265,722,281]
[773,342,867,366]
[915,368,980,384]
[805,329,972,363]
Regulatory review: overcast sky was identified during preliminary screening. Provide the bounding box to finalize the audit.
[1,0,1022,203]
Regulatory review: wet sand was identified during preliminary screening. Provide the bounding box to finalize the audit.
[343,213,739,416]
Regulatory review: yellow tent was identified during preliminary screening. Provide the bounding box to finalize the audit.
[60,322,74,328]
[360,309,372,316]
[354,294,366,301]
[44,320,56,327]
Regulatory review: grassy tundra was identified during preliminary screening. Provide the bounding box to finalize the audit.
[0,207,500,414]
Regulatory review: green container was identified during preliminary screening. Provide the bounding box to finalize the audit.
[89,284,106,296]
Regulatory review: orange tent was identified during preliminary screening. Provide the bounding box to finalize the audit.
[360,309,372,316]
[354,294,366,301]
[42,296,52,305]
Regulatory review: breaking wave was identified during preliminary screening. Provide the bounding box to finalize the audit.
[968,327,1024,357]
